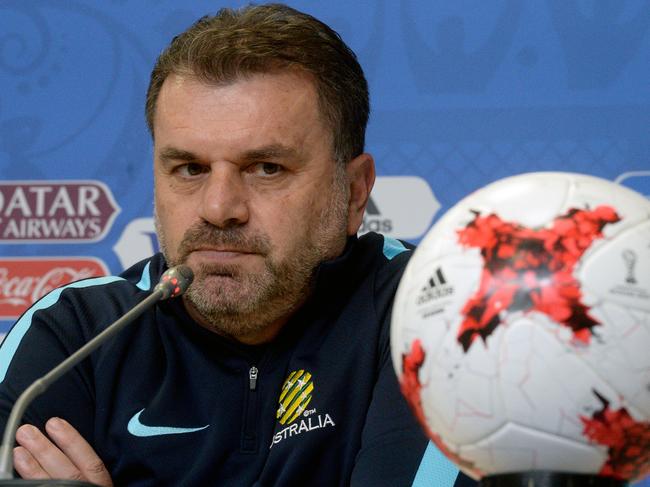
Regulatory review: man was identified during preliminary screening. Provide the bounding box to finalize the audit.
[0,4,474,486]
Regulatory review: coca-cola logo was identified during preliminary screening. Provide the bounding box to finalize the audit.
[0,258,109,320]
[0,181,120,242]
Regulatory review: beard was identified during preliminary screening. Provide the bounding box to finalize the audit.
[156,167,349,342]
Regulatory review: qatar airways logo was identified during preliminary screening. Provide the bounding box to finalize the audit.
[0,181,120,242]
[0,257,109,319]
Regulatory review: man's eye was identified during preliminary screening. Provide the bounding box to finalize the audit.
[178,163,205,177]
[254,163,282,176]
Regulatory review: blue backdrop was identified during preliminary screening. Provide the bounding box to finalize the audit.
[0,1,648,484]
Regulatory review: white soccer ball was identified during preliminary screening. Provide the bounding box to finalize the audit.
[391,172,650,482]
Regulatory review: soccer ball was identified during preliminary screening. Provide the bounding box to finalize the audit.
[391,172,650,481]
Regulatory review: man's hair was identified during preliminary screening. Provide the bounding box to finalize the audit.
[145,3,369,164]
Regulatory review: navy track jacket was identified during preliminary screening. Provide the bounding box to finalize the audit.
[0,233,475,486]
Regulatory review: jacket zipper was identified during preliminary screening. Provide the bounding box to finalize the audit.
[249,366,258,390]
[242,365,259,452]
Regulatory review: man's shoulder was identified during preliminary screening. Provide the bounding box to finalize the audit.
[336,232,415,324]
[22,253,167,326]
[355,231,415,285]
[60,253,165,300]
[116,253,167,292]
[356,231,414,261]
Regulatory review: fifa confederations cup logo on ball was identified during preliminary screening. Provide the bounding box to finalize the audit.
[391,172,650,486]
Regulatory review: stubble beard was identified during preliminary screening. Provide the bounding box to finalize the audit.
[155,168,349,342]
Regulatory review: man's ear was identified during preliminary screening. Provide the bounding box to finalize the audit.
[345,153,375,236]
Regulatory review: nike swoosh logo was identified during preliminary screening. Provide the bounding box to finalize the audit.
[127,409,209,437]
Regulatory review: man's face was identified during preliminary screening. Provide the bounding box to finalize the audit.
[153,72,362,344]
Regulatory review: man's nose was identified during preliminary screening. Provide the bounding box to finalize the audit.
[198,166,249,228]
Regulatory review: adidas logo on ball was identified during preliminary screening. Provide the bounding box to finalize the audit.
[416,267,454,305]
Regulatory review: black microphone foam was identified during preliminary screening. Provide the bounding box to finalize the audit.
[154,265,194,300]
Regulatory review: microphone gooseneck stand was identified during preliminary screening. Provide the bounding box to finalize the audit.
[0,266,194,486]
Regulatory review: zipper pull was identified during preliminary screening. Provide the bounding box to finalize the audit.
[249,366,258,391]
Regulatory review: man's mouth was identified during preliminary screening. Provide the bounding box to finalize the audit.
[194,248,253,256]
[185,248,261,269]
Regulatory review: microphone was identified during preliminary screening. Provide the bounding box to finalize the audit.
[0,265,194,485]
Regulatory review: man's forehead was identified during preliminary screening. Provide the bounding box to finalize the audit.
[160,69,318,97]
[153,70,334,154]
[155,71,321,122]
